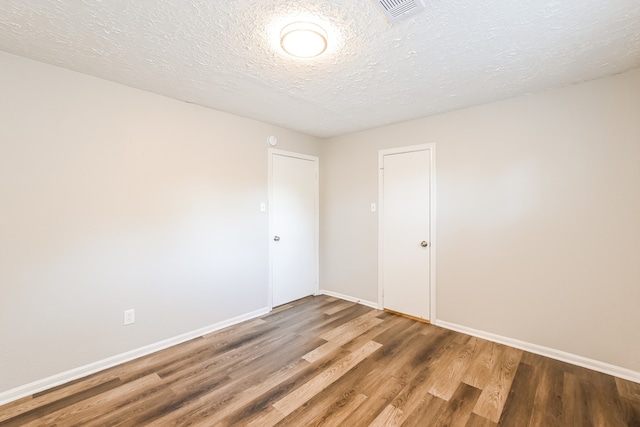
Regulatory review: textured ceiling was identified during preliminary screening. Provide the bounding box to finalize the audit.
[1,1,639,138]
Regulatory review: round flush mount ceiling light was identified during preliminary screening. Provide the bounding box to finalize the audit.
[280,22,328,58]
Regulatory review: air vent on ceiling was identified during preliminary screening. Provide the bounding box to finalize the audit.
[373,0,425,23]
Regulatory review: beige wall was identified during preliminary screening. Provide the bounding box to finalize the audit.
[0,51,320,394]
[320,68,640,372]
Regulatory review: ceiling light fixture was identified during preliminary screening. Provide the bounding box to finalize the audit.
[280,22,328,58]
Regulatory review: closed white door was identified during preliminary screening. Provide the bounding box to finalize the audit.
[270,151,318,307]
[380,147,433,320]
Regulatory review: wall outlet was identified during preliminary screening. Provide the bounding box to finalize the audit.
[123,309,135,326]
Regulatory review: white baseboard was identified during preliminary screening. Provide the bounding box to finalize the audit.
[435,319,640,384]
[0,306,271,406]
[318,289,379,310]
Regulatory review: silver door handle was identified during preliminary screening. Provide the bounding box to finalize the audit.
[420,241,428,247]
[274,236,280,242]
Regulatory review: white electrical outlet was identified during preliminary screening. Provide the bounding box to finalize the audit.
[124,309,135,326]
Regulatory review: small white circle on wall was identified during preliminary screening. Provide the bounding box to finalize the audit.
[267,136,278,146]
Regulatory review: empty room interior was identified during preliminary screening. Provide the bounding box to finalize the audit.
[1,0,640,425]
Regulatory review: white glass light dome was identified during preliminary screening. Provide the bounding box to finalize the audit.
[280,22,328,58]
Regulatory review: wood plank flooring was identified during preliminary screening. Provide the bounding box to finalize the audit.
[1,295,639,426]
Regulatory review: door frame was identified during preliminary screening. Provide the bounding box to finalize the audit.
[378,143,436,321]
[268,149,320,310]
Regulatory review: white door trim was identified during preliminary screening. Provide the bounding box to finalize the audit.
[268,149,320,310]
[378,143,436,321]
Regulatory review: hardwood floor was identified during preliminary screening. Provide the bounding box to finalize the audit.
[1,295,639,426]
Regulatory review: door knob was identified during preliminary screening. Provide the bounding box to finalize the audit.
[274,236,280,242]
[420,241,428,247]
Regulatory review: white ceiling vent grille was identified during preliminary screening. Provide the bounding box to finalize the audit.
[373,0,425,23]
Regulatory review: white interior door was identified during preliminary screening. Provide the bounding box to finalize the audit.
[270,151,318,307]
[380,146,433,320]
